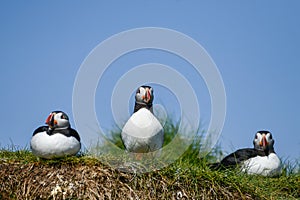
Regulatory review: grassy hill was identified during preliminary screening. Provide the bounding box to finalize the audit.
[0,148,299,199]
[1,124,299,199]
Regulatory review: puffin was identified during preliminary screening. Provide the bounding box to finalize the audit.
[30,111,81,159]
[121,85,164,153]
[210,131,282,176]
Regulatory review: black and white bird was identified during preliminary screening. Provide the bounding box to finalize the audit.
[121,86,164,153]
[30,111,81,159]
[210,131,281,176]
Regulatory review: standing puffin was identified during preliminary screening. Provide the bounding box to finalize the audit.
[30,111,81,159]
[210,131,281,176]
[121,86,164,153]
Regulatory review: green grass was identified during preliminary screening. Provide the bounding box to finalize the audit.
[0,148,299,199]
[0,122,299,199]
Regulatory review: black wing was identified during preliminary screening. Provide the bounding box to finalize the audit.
[32,126,49,136]
[69,128,81,142]
[210,148,266,170]
[52,128,81,142]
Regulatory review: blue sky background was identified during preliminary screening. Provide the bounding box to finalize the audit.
[0,1,299,163]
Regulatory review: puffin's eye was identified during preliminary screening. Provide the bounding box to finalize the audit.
[61,114,68,120]
[136,88,141,94]
[269,134,272,139]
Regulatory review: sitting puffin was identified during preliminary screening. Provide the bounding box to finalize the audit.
[30,111,81,159]
[121,85,164,153]
[210,131,281,176]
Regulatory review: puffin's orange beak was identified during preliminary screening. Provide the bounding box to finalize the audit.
[147,90,151,100]
[45,113,56,128]
[45,113,53,125]
[259,135,268,147]
[142,88,151,103]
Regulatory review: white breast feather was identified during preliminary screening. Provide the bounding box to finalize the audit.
[241,153,282,176]
[30,131,81,159]
[121,108,164,153]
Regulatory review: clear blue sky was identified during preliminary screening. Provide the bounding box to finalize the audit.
[0,1,299,163]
